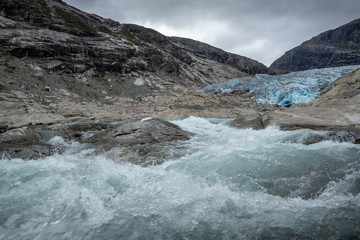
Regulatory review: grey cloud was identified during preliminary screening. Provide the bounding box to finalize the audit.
[65,0,360,66]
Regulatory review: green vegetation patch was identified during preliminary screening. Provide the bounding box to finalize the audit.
[97,26,118,37]
[55,8,97,35]
[120,30,140,46]
[122,24,167,46]
[137,34,154,44]
[123,24,147,31]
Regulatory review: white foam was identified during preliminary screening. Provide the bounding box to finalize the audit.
[0,117,359,239]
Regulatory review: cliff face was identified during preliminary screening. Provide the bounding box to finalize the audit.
[0,0,270,100]
[270,19,360,73]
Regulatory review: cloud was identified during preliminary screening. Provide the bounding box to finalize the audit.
[66,0,360,66]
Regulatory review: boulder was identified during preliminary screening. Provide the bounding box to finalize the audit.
[293,131,359,145]
[0,128,42,143]
[230,110,268,130]
[44,118,121,141]
[0,128,56,160]
[0,143,55,160]
[85,118,194,149]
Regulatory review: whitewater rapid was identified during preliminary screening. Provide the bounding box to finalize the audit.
[1,117,359,239]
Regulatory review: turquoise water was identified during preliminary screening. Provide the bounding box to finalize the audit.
[1,117,359,239]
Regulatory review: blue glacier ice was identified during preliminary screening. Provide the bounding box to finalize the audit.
[199,65,360,106]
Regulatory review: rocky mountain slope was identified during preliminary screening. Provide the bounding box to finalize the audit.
[0,0,270,102]
[271,19,360,73]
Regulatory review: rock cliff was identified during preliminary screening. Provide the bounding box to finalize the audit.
[271,19,360,73]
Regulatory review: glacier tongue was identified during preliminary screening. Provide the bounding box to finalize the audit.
[199,65,360,106]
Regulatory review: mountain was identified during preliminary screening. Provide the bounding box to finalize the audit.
[270,19,360,73]
[0,0,270,100]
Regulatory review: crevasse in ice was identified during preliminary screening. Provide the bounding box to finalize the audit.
[199,65,360,106]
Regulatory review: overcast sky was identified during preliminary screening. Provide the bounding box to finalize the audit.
[64,0,360,66]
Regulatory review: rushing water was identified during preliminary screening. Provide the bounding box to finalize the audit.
[200,65,360,106]
[1,117,360,239]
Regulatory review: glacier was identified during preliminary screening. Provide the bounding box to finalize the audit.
[199,65,360,106]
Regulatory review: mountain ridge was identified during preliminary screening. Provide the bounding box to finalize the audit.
[270,18,360,73]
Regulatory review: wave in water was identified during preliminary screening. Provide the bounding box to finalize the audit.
[0,117,359,239]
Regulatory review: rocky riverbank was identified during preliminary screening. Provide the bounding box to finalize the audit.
[2,66,360,162]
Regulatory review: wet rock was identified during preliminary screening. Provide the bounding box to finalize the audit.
[283,130,360,145]
[85,118,194,149]
[0,142,55,160]
[116,144,171,167]
[106,139,191,167]
[44,118,123,141]
[0,128,42,143]
[302,134,326,145]
[328,131,359,144]
[230,110,266,130]
[0,128,56,160]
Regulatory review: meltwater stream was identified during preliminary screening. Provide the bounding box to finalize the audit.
[1,117,360,239]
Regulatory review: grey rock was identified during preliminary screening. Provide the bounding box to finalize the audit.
[287,131,359,145]
[0,128,56,160]
[0,128,42,143]
[115,142,189,167]
[0,142,55,160]
[301,134,327,145]
[33,71,44,79]
[44,118,123,141]
[85,118,194,149]
[271,18,360,73]
[230,111,266,130]
[170,37,271,75]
